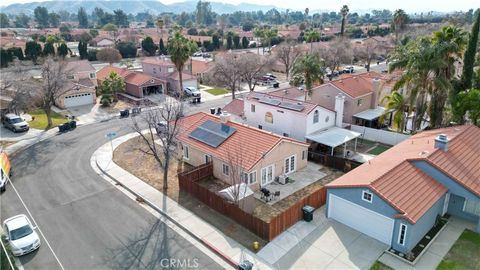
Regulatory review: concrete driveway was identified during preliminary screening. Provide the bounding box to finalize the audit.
[258,207,388,269]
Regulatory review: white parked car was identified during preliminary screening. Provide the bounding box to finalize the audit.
[184,87,201,97]
[3,214,41,256]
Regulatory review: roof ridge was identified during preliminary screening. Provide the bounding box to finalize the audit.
[423,125,471,159]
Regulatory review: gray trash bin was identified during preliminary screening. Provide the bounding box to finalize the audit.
[303,205,315,222]
[238,260,253,270]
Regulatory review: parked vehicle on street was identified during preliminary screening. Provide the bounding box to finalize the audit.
[184,87,201,97]
[2,114,29,133]
[3,214,41,256]
[343,66,354,73]
[156,121,168,134]
[0,151,11,192]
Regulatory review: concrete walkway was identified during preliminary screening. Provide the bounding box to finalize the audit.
[378,217,476,270]
[91,132,274,270]
[257,207,388,269]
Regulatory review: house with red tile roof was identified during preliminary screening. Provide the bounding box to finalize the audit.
[141,56,198,93]
[326,125,480,255]
[56,60,97,109]
[243,92,337,142]
[310,73,391,128]
[96,66,166,100]
[177,112,309,190]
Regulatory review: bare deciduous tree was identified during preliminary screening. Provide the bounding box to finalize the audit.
[131,100,184,190]
[0,63,36,114]
[97,47,122,65]
[315,37,353,79]
[37,58,72,129]
[238,53,273,92]
[354,39,381,72]
[206,53,243,99]
[224,141,255,207]
[274,40,302,81]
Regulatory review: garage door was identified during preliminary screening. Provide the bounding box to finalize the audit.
[183,79,197,89]
[64,93,93,108]
[328,194,394,245]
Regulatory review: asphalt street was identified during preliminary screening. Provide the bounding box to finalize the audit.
[0,99,231,270]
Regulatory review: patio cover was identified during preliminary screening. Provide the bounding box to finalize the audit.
[353,107,387,121]
[218,183,254,202]
[306,127,361,148]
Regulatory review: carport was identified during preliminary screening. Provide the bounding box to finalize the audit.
[353,107,392,128]
[306,127,361,157]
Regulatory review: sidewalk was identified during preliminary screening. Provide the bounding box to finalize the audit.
[91,132,274,270]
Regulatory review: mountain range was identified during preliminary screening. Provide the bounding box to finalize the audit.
[0,0,284,15]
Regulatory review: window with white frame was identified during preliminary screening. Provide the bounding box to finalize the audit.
[168,67,174,73]
[284,155,296,174]
[89,72,96,79]
[313,110,319,123]
[357,99,363,106]
[222,164,229,176]
[398,223,407,245]
[463,199,480,215]
[261,165,274,186]
[183,145,189,159]
[362,190,373,203]
[243,171,257,185]
[204,155,211,164]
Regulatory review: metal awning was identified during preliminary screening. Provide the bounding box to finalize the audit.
[353,107,388,121]
[306,127,361,148]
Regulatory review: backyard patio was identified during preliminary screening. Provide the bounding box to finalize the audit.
[253,162,329,205]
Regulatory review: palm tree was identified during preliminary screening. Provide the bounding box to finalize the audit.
[291,53,324,101]
[305,30,320,52]
[393,9,409,43]
[253,27,264,54]
[167,31,198,95]
[381,91,406,132]
[263,28,278,54]
[340,5,349,36]
[156,18,164,40]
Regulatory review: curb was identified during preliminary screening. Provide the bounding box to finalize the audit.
[95,159,240,269]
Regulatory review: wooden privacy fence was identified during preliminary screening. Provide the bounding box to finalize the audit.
[178,162,327,241]
[308,151,362,172]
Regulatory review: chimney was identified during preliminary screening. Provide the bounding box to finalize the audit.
[220,111,231,124]
[371,78,381,109]
[335,94,345,127]
[434,134,449,151]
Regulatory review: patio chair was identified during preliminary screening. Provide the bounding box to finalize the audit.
[273,191,280,200]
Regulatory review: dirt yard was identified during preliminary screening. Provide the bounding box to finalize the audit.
[102,100,133,114]
[113,137,267,251]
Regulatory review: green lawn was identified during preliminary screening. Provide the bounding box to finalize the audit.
[205,88,229,96]
[370,261,393,270]
[28,109,69,130]
[437,229,480,270]
[359,138,376,147]
[368,145,391,155]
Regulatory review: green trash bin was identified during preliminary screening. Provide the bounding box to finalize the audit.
[69,120,76,129]
[303,205,315,222]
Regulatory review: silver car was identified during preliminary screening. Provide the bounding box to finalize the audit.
[184,87,201,97]
[2,114,29,133]
[3,214,41,256]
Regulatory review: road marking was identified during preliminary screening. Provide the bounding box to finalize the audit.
[5,175,65,270]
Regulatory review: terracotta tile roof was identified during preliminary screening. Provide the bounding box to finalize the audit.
[124,72,165,86]
[142,56,176,66]
[192,59,213,75]
[371,161,447,223]
[327,125,480,223]
[246,92,333,114]
[178,112,308,171]
[268,87,305,100]
[66,60,95,73]
[168,71,196,81]
[96,66,132,82]
[222,99,244,117]
[77,78,95,88]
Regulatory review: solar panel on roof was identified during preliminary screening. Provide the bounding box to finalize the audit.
[259,97,281,106]
[278,101,305,111]
[251,92,264,100]
[189,120,237,148]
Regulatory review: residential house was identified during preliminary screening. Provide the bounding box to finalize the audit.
[142,56,197,93]
[177,112,309,191]
[243,92,336,141]
[92,37,115,47]
[310,73,390,128]
[96,66,166,101]
[191,58,213,82]
[222,98,245,122]
[326,125,480,254]
[268,87,305,101]
[56,60,97,109]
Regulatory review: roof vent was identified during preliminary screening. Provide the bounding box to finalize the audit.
[434,134,449,152]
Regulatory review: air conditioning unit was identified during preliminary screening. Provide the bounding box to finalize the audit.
[278,174,287,184]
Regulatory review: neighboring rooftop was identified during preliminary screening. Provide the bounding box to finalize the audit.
[246,92,330,115]
[317,73,386,98]
[178,112,308,171]
[327,125,480,223]
[66,60,95,73]
[268,86,305,100]
[222,99,244,118]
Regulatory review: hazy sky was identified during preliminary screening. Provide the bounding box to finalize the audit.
[1,0,478,13]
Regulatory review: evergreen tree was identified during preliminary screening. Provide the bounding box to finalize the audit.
[43,42,55,56]
[0,13,9,28]
[7,47,24,60]
[0,49,12,68]
[226,34,233,49]
[78,7,89,28]
[58,43,69,59]
[159,38,167,55]
[242,36,249,49]
[233,35,240,49]
[25,41,42,64]
[141,36,157,56]
[34,6,49,29]
[460,9,480,91]
[49,12,60,27]
[212,34,220,49]
[78,40,88,60]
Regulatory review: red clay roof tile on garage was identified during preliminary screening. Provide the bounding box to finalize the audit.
[317,74,387,98]
[327,125,480,224]
[177,112,308,171]
[96,66,133,82]
[222,99,244,117]
[124,72,164,86]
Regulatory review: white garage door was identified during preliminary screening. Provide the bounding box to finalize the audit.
[328,194,394,245]
[64,93,93,108]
